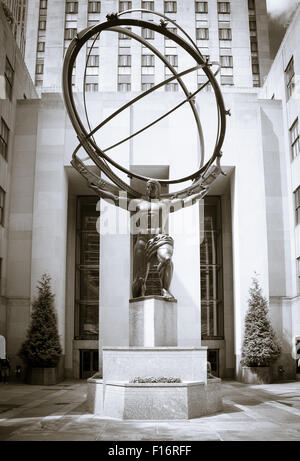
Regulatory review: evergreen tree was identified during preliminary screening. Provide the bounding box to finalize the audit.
[241,276,281,367]
[19,274,62,368]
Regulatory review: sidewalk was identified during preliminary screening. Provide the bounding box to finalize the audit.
[0,379,300,441]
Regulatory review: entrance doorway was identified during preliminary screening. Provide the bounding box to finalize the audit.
[80,349,99,379]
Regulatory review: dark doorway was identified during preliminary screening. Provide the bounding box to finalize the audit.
[80,349,99,379]
[207,349,219,377]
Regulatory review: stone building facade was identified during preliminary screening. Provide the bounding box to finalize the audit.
[0,1,299,381]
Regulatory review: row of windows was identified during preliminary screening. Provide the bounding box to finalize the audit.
[119,1,177,13]
[248,4,260,87]
[119,54,233,68]
[39,0,233,17]
[196,28,232,40]
[118,1,231,14]
[66,1,101,14]
[119,26,178,40]
[116,82,183,92]
[61,25,235,43]
[36,0,48,82]
[118,54,179,67]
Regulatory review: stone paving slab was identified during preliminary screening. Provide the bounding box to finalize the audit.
[0,380,300,441]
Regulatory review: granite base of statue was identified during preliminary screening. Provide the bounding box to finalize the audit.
[87,272,223,419]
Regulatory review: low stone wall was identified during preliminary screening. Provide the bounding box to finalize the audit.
[87,377,223,420]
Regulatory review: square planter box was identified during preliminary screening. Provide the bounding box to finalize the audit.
[26,367,60,385]
[241,366,272,384]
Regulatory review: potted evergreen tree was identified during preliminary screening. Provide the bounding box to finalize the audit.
[241,275,281,384]
[19,274,62,385]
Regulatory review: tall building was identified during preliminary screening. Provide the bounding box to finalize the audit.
[24,0,271,93]
[0,0,299,382]
[260,5,300,361]
[0,1,37,353]
[1,0,28,56]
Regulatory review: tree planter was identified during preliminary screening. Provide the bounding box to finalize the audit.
[241,366,272,384]
[19,275,62,385]
[26,367,60,385]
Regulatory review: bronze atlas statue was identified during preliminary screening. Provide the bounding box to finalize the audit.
[62,7,228,300]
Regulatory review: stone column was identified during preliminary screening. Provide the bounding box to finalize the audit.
[30,94,68,356]
[43,0,66,90]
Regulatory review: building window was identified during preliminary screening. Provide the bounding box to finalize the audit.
[221,75,233,86]
[290,119,300,160]
[75,197,99,339]
[252,56,259,74]
[248,0,255,10]
[219,28,232,40]
[250,39,258,52]
[88,1,101,13]
[35,61,44,74]
[295,186,300,225]
[40,0,47,8]
[220,55,233,67]
[218,2,230,13]
[196,28,209,40]
[249,20,256,31]
[142,1,154,10]
[0,118,9,161]
[87,55,99,67]
[195,2,208,13]
[165,83,178,91]
[252,74,260,87]
[0,187,5,227]
[142,54,154,67]
[119,1,132,11]
[142,28,154,39]
[66,1,78,13]
[39,19,46,30]
[65,28,77,39]
[165,55,178,67]
[4,57,14,101]
[141,82,154,91]
[118,83,131,91]
[85,83,98,92]
[164,1,177,13]
[200,196,223,339]
[118,55,131,67]
[37,41,45,51]
[285,57,295,100]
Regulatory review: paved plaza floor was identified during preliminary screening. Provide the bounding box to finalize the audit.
[0,379,300,441]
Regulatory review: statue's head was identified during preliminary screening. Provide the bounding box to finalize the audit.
[146,180,161,199]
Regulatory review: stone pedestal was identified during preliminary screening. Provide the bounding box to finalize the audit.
[129,296,177,347]
[87,295,223,419]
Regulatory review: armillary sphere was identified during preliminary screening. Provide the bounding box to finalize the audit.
[62,8,228,199]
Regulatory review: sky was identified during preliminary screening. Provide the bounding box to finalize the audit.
[266,0,299,57]
[266,0,298,22]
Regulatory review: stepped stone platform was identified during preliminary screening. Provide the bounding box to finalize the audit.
[87,296,223,419]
